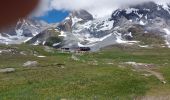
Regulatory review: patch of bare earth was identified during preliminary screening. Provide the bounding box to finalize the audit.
[122,62,169,100]
[123,62,166,84]
[136,95,170,100]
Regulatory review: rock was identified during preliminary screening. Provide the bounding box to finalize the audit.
[124,62,155,69]
[60,99,67,100]
[20,51,27,55]
[23,61,38,67]
[72,10,93,20]
[37,56,46,58]
[88,60,98,65]
[162,81,167,84]
[56,64,65,69]
[44,46,54,53]
[71,55,79,61]
[0,49,12,54]
[118,65,126,68]
[142,74,152,77]
[0,68,15,73]
[107,63,114,65]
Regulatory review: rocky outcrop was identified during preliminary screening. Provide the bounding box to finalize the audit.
[71,9,93,21]
[0,68,15,73]
[23,61,38,67]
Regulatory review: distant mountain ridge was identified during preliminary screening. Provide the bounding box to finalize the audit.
[1,2,170,51]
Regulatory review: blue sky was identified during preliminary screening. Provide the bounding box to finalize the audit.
[38,10,69,23]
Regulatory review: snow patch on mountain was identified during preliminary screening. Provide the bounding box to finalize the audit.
[139,20,146,25]
[96,16,114,31]
[59,31,67,37]
[126,8,139,14]
[163,28,170,47]
[71,15,114,32]
[72,17,83,26]
[0,19,53,45]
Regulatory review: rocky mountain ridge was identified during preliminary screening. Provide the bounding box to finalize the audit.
[1,2,170,51]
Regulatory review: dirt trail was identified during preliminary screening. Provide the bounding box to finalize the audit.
[124,62,166,83]
[145,70,165,83]
[136,95,170,100]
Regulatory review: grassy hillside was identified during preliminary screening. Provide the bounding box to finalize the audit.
[0,44,170,100]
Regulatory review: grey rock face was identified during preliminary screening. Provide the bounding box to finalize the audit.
[58,20,72,32]
[71,10,93,21]
[111,2,170,26]
[59,2,170,50]
[0,19,50,44]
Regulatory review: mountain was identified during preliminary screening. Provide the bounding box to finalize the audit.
[26,28,64,47]
[56,2,170,51]
[0,19,52,44]
[1,2,170,51]
[56,9,119,51]
[110,1,170,46]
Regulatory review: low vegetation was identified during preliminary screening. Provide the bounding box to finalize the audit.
[45,36,63,47]
[0,44,170,99]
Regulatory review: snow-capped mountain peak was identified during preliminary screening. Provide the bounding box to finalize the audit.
[0,19,51,44]
[1,1,170,51]
[58,2,170,50]
[111,2,170,23]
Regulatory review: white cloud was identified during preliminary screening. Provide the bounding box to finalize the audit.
[33,0,170,18]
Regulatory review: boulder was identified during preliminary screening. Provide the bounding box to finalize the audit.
[23,61,38,67]
[0,68,15,73]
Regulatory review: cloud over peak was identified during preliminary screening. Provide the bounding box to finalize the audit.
[33,0,170,18]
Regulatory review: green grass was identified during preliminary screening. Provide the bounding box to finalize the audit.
[0,44,170,99]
